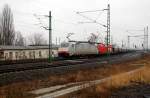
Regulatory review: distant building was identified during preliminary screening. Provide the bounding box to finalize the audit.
[0,45,58,60]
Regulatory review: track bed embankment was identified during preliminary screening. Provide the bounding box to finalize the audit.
[0,52,142,86]
[0,52,148,98]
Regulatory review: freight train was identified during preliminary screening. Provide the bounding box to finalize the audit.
[58,41,127,57]
[0,42,127,63]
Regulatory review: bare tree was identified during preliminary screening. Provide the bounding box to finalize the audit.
[29,33,47,45]
[0,4,15,45]
[14,31,25,46]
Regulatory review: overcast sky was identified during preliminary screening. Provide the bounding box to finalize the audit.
[0,0,150,48]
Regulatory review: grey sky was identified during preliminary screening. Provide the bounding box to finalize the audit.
[0,0,149,48]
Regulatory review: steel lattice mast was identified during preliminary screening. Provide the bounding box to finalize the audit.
[77,4,111,52]
[106,4,110,53]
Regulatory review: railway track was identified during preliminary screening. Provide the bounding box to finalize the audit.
[0,51,142,74]
[0,51,133,65]
[0,51,144,86]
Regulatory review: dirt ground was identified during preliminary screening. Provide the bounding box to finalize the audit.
[0,54,149,98]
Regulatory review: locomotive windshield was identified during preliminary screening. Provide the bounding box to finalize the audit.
[60,42,69,47]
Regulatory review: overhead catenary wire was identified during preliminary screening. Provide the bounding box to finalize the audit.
[76,4,110,56]
[77,12,107,27]
[76,9,105,13]
[127,27,149,50]
[53,18,78,26]
[34,13,79,32]
[15,9,108,44]
[95,11,105,21]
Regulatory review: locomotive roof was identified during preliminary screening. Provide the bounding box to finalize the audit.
[69,40,101,44]
[0,45,58,50]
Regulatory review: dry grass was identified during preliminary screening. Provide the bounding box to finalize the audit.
[0,54,149,98]
[59,56,150,98]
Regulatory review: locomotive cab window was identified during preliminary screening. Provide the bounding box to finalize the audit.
[61,43,69,47]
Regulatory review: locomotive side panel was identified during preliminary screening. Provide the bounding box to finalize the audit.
[73,43,98,56]
[97,44,113,54]
[97,43,107,54]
